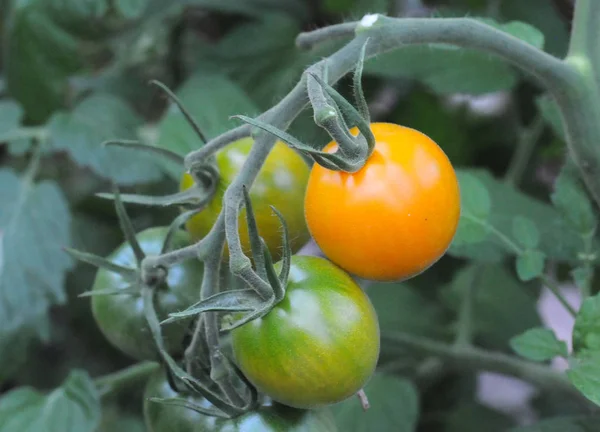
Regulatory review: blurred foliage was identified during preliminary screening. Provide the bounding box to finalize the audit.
[0,0,595,430]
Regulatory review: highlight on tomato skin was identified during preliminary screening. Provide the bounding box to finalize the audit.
[304,122,461,282]
[180,136,311,262]
[230,255,380,410]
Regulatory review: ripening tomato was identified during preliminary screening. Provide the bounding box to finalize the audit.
[305,122,460,281]
[143,369,338,432]
[91,227,202,360]
[231,255,380,409]
[180,137,310,261]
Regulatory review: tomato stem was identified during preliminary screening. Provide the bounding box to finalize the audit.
[94,361,159,398]
[383,332,590,405]
[356,389,370,411]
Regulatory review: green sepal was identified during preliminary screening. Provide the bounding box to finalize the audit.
[161,208,203,254]
[308,73,375,156]
[141,286,246,416]
[233,115,359,171]
[102,139,184,165]
[150,80,207,144]
[270,206,291,288]
[147,397,230,418]
[63,247,136,278]
[112,185,145,266]
[78,285,139,297]
[242,185,267,280]
[220,302,274,332]
[96,187,208,208]
[260,237,285,301]
[161,289,263,325]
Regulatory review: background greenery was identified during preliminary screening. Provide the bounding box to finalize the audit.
[0,0,596,430]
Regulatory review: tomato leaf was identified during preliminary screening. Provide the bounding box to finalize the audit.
[509,327,568,362]
[450,172,491,245]
[551,161,597,237]
[0,99,30,155]
[0,370,100,432]
[332,374,419,432]
[536,94,565,139]
[512,216,540,249]
[572,293,600,354]
[567,351,600,407]
[442,264,541,350]
[510,416,600,432]
[515,250,546,282]
[444,402,516,432]
[368,281,446,337]
[47,93,162,185]
[0,169,72,347]
[155,72,259,179]
[449,169,584,263]
[113,0,149,19]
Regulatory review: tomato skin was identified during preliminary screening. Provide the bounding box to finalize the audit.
[91,227,202,360]
[180,137,310,261]
[143,369,338,432]
[231,255,380,409]
[305,122,460,282]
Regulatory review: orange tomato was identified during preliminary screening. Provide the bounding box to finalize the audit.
[304,122,460,281]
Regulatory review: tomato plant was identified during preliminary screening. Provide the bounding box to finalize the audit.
[143,369,338,432]
[231,255,380,409]
[304,122,460,282]
[180,137,310,261]
[4,1,600,431]
[92,227,202,360]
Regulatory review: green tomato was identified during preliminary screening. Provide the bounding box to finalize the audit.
[180,137,310,261]
[92,227,202,360]
[143,369,338,432]
[231,256,380,409]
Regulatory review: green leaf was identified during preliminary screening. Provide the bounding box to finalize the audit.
[155,72,259,178]
[516,250,546,282]
[114,0,149,19]
[512,216,540,249]
[4,0,84,122]
[332,374,418,432]
[489,20,545,49]
[186,0,309,20]
[511,416,600,432]
[501,0,569,57]
[47,94,162,185]
[442,264,541,350]
[0,100,23,137]
[567,351,600,407]
[0,370,100,432]
[509,327,568,362]
[551,161,597,237]
[449,169,583,263]
[450,172,491,246]
[536,94,565,139]
[572,293,600,354]
[444,402,516,432]
[368,281,446,337]
[0,169,72,341]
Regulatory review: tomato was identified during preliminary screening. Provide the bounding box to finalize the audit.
[180,137,310,261]
[231,255,380,409]
[305,122,460,281]
[143,369,338,432]
[92,227,202,360]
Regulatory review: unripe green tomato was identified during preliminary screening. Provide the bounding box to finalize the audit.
[180,137,310,262]
[231,256,380,409]
[143,369,338,432]
[91,227,202,360]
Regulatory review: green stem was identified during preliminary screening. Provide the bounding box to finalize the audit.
[94,361,159,397]
[541,274,578,316]
[504,115,545,187]
[0,126,48,144]
[383,332,584,401]
[567,0,600,73]
[453,266,481,347]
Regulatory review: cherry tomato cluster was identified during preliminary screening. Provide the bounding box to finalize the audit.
[92,123,459,428]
